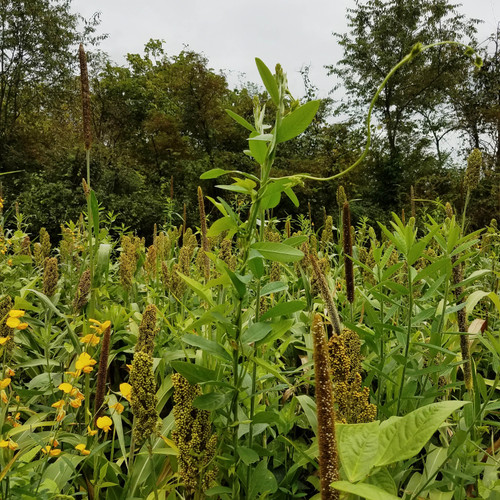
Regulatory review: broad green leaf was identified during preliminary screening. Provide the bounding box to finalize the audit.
[332,481,400,500]
[225,267,248,299]
[336,421,380,482]
[95,243,112,286]
[11,255,32,265]
[249,460,278,499]
[171,361,218,385]
[261,281,288,296]
[251,242,304,263]
[237,446,259,465]
[176,271,214,305]
[207,216,238,238]
[295,395,317,434]
[248,250,265,279]
[466,290,500,315]
[249,131,268,164]
[253,357,289,384]
[225,109,256,132]
[242,322,272,343]
[89,190,100,238]
[255,58,279,105]
[375,401,466,466]
[284,186,300,207]
[260,300,306,321]
[181,334,232,362]
[205,486,232,496]
[193,391,233,410]
[201,168,228,179]
[256,319,294,346]
[283,235,308,247]
[276,100,320,143]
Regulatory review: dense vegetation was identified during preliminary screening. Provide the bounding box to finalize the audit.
[0,0,498,235]
[0,1,499,499]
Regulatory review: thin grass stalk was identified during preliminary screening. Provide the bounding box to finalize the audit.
[342,201,355,309]
[396,261,414,415]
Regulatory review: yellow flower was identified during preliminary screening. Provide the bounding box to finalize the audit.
[17,323,28,330]
[0,337,10,345]
[58,383,73,394]
[8,310,24,318]
[82,366,94,374]
[0,378,11,389]
[6,368,14,377]
[75,390,85,401]
[51,399,65,409]
[96,416,112,432]
[69,398,82,408]
[89,319,111,335]
[75,352,97,371]
[56,409,66,422]
[80,334,100,346]
[75,443,90,455]
[120,383,132,401]
[87,426,97,436]
[110,402,124,414]
[0,391,7,403]
[6,317,20,329]
[42,445,60,456]
[0,439,18,450]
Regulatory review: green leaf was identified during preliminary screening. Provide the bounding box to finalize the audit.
[248,131,268,164]
[242,322,272,344]
[181,334,232,362]
[249,460,278,498]
[260,300,306,321]
[336,421,380,482]
[192,391,232,410]
[95,243,111,286]
[176,271,214,305]
[205,486,232,496]
[237,446,260,465]
[375,401,466,466]
[171,361,218,385]
[295,395,317,434]
[200,168,228,180]
[284,186,300,207]
[225,109,256,132]
[255,58,279,105]
[283,235,308,247]
[89,190,100,238]
[276,100,320,143]
[261,281,288,296]
[332,481,401,500]
[251,242,304,263]
[207,216,238,238]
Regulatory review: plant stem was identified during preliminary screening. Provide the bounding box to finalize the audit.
[396,263,413,415]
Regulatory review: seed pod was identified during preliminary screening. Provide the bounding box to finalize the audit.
[78,44,92,151]
[343,202,354,304]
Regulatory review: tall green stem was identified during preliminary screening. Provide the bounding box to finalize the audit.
[396,263,413,415]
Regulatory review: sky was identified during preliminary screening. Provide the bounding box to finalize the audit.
[71,0,499,100]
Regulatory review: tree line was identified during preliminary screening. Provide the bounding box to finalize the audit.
[0,0,498,238]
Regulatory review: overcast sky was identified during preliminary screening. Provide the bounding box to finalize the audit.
[72,0,499,100]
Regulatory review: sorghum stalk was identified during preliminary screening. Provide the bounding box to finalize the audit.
[94,324,111,419]
[312,314,339,500]
[452,259,472,390]
[79,44,95,317]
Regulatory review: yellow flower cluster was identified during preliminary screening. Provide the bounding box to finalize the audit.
[80,318,111,346]
[5,310,28,330]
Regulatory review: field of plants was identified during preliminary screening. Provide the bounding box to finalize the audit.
[0,49,499,500]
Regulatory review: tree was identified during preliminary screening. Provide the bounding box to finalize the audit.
[328,0,479,209]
